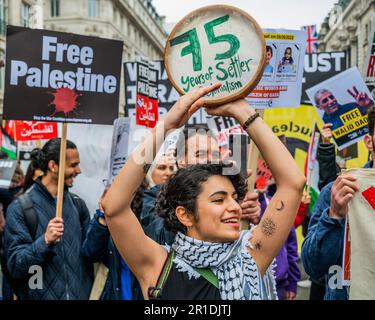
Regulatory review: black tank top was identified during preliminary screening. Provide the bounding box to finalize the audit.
[158,262,221,300]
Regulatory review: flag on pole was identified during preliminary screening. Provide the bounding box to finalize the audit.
[4,120,16,140]
[304,122,320,212]
[302,25,319,54]
[0,126,17,159]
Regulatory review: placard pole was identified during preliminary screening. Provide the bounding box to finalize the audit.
[56,123,67,218]
[241,109,264,230]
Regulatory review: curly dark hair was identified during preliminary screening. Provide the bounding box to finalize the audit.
[156,163,247,234]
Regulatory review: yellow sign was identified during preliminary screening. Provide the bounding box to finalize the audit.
[263,33,295,41]
[264,105,370,252]
[264,105,370,172]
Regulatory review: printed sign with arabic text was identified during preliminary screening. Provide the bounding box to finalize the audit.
[14,121,58,141]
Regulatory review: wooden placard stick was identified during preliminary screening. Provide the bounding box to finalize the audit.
[56,122,67,218]
[241,109,264,230]
[35,140,43,149]
[306,169,312,196]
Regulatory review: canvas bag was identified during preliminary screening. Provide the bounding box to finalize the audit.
[345,168,375,299]
[89,262,109,300]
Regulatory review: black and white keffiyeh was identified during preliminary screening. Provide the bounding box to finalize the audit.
[170,229,278,300]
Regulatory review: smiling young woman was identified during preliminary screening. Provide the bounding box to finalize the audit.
[102,83,306,300]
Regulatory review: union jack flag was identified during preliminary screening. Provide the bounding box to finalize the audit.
[302,25,319,54]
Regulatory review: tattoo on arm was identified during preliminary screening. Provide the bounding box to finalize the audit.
[261,218,277,237]
[254,240,262,250]
[276,200,285,211]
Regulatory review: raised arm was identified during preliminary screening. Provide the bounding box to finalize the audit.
[205,99,306,275]
[101,84,221,287]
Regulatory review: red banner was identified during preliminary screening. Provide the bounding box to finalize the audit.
[14,121,58,141]
[135,60,158,128]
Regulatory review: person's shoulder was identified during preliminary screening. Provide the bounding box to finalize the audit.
[317,181,334,207]
[321,181,334,194]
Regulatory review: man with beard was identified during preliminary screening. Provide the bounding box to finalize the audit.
[141,124,261,245]
[3,138,93,300]
[314,87,373,131]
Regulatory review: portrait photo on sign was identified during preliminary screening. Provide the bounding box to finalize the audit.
[247,29,307,109]
[276,44,299,78]
[263,44,277,80]
[306,67,374,150]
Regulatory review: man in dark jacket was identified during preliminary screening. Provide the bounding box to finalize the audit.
[302,108,375,300]
[3,138,93,300]
[82,204,142,300]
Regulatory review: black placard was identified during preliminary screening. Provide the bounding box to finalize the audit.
[3,26,123,125]
[302,51,347,104]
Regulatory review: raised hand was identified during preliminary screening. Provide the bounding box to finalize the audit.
[164,83,221,131]
[347,86,373,107]
[301,191,311,205]
[320,123,333,145]
[241,191,261,225]
[329,175,359,219]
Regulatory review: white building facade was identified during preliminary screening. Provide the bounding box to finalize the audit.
[0,0,167,116]
[319,0,375,74]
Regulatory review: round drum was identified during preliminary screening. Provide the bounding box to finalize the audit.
[164,5,266,106]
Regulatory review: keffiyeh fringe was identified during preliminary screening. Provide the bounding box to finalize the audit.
[169,228,278,300]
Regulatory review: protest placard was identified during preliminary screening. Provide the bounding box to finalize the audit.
[206,115,245,147]
[13,121,58,141]
[246,29,307,108]
[135,58,159,128]
[306,67,373,150]
[302,51,347,104]
[3,26,122,218]
[0,159,17,189]
[68,123,113,215]
[345,169,375,299]
[364,14,375,99]
[124,60,208,124]
[125,60,179,113]
[164,5,265,106]
[108,118,130,184]
[3,26,123,125]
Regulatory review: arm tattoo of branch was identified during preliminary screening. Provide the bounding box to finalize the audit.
[254,240,262,250]
[276,200,285,211]
[261,218,277,237]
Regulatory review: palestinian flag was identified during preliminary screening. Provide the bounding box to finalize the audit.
[0,126,17,159]
[304,121,320,212]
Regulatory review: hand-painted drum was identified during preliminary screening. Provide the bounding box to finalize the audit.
[164,5,266,106]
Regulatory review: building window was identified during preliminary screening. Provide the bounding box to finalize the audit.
[21,2,30,27]
[0,0,7,36]
[51,0,59,17]
[88,0,99,18]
